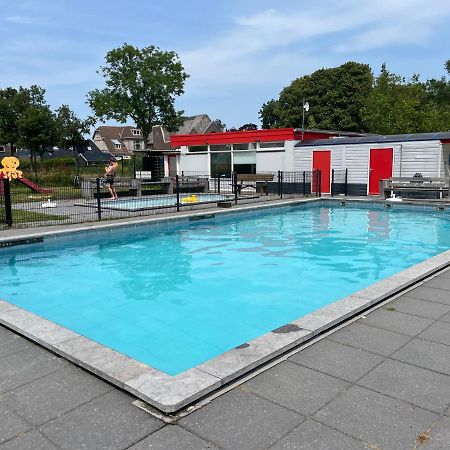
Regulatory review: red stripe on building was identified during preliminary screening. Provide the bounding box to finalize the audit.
[169,129,336,148]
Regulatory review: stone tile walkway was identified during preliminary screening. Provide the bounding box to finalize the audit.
[0,269,449,449]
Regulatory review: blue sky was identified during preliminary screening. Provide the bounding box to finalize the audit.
[1,0,449,130]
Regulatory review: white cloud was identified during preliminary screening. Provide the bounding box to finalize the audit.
[5,15,35,24]
[180,0,450,89]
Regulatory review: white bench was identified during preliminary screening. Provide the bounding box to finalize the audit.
[135,171,152,180]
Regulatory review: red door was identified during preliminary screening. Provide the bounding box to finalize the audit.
[368,148,393,195]
[312,150,331,194]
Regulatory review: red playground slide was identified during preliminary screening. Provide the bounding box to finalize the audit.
[0,173,52,194]
[17,177,52,193]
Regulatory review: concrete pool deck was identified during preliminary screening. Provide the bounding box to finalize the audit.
[1,267,450,449]
[2,198,450,414]
[1,198,450,447]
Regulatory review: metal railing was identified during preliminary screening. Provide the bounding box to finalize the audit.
[0,170,349,230]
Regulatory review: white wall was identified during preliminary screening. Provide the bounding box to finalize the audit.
[396,142,440,177]
[442,144,450,177]
[294,140,443,185]
[179,150,210,174]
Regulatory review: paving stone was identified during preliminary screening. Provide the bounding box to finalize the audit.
[438,270,450,279]
[0,346,67,394]
[241,361,349,416]
[289,339,383,382]
[0,326,17,341]
[357,359,450,414]
[418,321,450,346]
[424,277,450,291]
[406,286,450,305]
[392,338,450,376]
[359,308,434,336]
[0,402,31,445]
[129,425,219,449]
[0,430,57,450]
[327,323,411,356]
[39,389,163,449]
[314,385,439,450]
[440,311,450,323]
[179,389,302,450]
[420,417,450,449]
[0,335,32,358]
[1,365,112,425]
[269,419,365,450]
[390,296,450,320]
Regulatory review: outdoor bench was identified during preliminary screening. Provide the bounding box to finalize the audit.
[380,177,450,199]
[235,173,274,196]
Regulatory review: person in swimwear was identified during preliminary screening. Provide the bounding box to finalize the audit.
[104,158,119,199]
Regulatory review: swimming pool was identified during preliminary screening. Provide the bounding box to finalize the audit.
[2,201,450,377]
[101,193,234,211]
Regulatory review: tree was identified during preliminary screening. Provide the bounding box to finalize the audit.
[18,105,59,178]
[0,85,46,155]
[87,44,189,146]
[259,99,281,129]
[213,119,226,131]
[259,62,373,132]
[362,64,450,134]
[56,105,94,175]
[238,123,258,131]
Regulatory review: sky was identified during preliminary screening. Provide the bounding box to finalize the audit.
[1,0,449,131]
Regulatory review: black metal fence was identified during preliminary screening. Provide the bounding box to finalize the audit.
[0,170,349,230]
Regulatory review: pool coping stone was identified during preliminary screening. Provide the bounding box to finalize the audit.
[1,198,450,413]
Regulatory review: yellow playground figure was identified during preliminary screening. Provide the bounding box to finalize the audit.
[0,157,23,181]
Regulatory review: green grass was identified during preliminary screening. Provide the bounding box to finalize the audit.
[12,209,68,223]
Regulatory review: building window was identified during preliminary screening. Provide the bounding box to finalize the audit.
[233,151,256,174]
[132,129,141,135]
[209,144,231,152]
[210,152,231,177]
[134,141,142,150]
[112,139,122,149]
[94,134,101,141]
[233,143,256,151]
[259,141,285,149]
[188,145,208,153]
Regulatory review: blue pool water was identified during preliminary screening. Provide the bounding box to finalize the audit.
[1,203,450,375]
[102,193,234,210]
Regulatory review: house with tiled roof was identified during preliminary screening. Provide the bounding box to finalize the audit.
[92,126,144,157]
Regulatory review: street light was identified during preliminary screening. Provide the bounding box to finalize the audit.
[301,98,310,140]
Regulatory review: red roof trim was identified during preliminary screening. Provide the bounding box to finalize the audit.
[169,129,336,148]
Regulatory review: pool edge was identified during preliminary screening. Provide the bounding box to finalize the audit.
[1,199,450,413]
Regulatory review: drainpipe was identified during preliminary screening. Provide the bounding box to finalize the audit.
[399,144,403,177]
[437,143,442,177]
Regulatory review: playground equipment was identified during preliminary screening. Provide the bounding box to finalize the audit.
[0,156,51,193]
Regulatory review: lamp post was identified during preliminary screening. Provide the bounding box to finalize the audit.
[301,98,309,140]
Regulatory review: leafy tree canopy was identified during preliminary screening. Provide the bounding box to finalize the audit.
[238,123,258,131]
[0,85,46,154]
[260,62,373,132]
[87,43,189,145]
[362,63,450,134]
[260,60,450,134]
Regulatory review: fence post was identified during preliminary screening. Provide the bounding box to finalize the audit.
[303,171,306,195]
[233,172,238,205]
[280,171,284,199]
[331,169,335,196]
[217,176,220,194]
[96,178,102,221]
[176,174,180,212]
[132,158,136,179]
[345,169,348,196]
[3,178,13,228]
[318,170,322,197]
